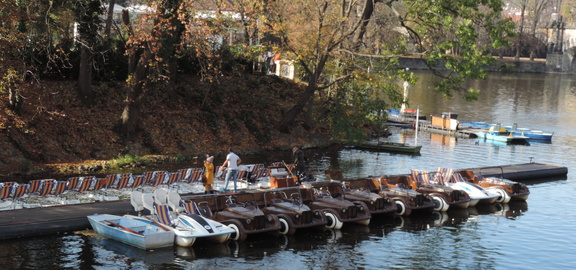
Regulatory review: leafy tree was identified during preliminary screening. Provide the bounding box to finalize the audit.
[267,0,514,135]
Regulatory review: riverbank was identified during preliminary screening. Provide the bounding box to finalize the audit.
[0,74,333,180]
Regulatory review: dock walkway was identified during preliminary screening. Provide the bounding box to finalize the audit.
[0,200,134,240]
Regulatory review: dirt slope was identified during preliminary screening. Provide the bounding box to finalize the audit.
[0,74,331,177]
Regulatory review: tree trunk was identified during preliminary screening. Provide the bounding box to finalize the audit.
[277,81,317,133]
[120,9,150,140]
[104,0,116,36]
[277,53,329,133]
[121,50,151,140]
[78,46,93,105]
[515,2,527,61]
[352,0,376,50]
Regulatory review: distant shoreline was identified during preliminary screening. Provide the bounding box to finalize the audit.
[397,55,555,74]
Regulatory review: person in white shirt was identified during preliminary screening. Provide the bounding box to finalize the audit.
[220,147,241,192]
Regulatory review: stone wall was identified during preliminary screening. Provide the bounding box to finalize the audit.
[397,56,568,74]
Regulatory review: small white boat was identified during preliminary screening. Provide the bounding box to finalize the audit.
[130,191,234,247]
[124,213,198,247]
[445,181,499,206]
[87,213,175,250]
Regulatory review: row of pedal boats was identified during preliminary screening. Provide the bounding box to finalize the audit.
[87,166,529,250]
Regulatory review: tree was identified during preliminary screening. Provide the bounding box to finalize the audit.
[268,0,372,133]
[229,0,268,46]
[514,0,528,60]
[120,0,224,139]
[268,0,514,133]
[73,0,104,105]
[527,0,552,60]
[120,5,157,140]
[104,0,117,36]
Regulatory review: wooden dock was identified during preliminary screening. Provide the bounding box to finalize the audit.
[0,200,135,240]
[467,163,568,181]
[420,124,478,138]
[0,163,567,240]
[388,115,479,138]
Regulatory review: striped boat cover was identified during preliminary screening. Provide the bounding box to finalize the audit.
[0,184,12,200]
[28,180,42,194]
[93,178,110,191]
[77,177,94,192]
[437,167,455,183]
[181,200,200,215]
[116,174,132,189]
[53,181,68,196]
[451,172,466,183]
[166,173,180,186]
[131,176,144,189]
[13,184,28,199]
[38,180,56,196]
[191,169,204,183]
[67,177,80,191]
[410,169,428,184]
[154,204,174,226]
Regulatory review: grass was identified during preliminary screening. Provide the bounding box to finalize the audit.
[109,154,142,169]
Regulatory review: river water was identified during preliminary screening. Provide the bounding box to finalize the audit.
[1,71,575,270]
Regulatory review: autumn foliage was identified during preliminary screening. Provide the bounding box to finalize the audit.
[0,0,517,175]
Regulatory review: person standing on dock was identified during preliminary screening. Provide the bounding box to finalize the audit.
[221,148,241,192]
[292,145,307,183]
[203,154,215,194]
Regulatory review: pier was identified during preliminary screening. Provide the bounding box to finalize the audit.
[419,123,477,138]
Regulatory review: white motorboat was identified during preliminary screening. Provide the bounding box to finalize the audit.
[438,168,500,206]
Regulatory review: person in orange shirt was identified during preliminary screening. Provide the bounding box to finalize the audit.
[204,154,215,194]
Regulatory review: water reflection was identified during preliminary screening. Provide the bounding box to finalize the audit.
[94,237,175,265]
[0,191,536,270]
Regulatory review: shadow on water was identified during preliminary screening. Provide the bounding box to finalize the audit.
[94,237,176,265]
[521,176,568,185]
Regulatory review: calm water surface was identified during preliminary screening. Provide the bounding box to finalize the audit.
[1,72,575,270]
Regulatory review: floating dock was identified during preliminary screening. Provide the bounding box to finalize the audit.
[467,163,568,181]
[0,163,567,240]
[419,123,478,138]
[388,114,479,138]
